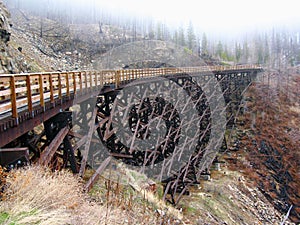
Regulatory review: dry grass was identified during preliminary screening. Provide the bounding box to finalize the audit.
[86,166,184,224]
[0,166,170,225]
[123,168,183,220]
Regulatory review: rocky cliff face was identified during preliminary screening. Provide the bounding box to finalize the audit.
[0,1,81,74]
[0,1,34,73]
[0,1,15,73]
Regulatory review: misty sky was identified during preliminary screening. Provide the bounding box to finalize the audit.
[5,0,300,37]
[88,0,300,33]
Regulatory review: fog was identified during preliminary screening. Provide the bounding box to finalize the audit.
[4,0,300,38]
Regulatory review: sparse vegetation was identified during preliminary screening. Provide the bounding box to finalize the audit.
[229,70,300,222]
[0,166,183,225]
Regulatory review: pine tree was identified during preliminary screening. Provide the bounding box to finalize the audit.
[173,30,179,45]
[201,33,208,56]
[156,22,162,40]
[242,40,250,63]
[235,42,242,62]
[178,26,185,47]
[187,21,196,51]
[216,41,223,59]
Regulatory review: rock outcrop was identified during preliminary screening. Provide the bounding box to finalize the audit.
[0,1,15,73]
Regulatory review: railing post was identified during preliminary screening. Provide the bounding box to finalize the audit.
[72,72,76,96]
[95,71,98,88]
[66,72,70,98]
[90,72,93,89]
[39,74,45,111]
[10,75,18,123]
[26,75,33,117]
[58,73,62,101]
[126,70,129,81]
[84,71,88,92]
[115,70,120,88]
[99,71,103,87]
[49,74,54,105]
[79,72,83,94]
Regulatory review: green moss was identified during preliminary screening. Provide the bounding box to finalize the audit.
[0,212,10,224]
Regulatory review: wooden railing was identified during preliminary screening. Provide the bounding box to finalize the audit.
[0,65,263,120]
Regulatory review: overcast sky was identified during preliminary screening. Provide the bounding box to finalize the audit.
[93,0,300,32]
[5,0,300,37]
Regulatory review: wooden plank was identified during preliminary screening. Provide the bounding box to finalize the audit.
[109,153,133,158]
[0,100,74,148]
[66,73,70,97]
[72,72,76,95]
[84,71,88,90]
[0,147,29,165]
[72,135,87,151]
[0,91,68,115]
[89,72,93,89]
[10,76,18,119]
[79,72,83,93]
[79,107,97,177]
[39,126,69,166]
[49,74,54,103]
[38,74,45,108]
[94,72,98,87]
[26,75,33,114]
[84,156,111,192]
[0,89,12,97]
[0,147,28,152]
[115,70,120,88]
[68,131,100,144]
[0,65,263,117]
[58,74,62,99]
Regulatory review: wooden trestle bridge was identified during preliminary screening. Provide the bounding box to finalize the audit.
[0,64,263,204]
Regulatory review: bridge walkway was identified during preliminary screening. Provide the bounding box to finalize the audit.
[0,65,263,148]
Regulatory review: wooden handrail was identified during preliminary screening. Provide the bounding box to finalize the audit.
[0,65,263,119]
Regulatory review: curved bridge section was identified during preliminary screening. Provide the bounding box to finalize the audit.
[0,65,263,203]
[0,64,262,147]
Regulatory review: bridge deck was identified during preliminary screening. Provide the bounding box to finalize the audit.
[0,65,263,147]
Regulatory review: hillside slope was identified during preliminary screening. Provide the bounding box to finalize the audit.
[227,69,300,223]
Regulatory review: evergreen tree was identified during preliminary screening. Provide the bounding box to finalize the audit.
[156,22,162,40]
[235,42,242,62]
[173,30,179,45]
[242,40,250,63]
[264,34,270,64]
[178,26,185,47]
[201,33,208,56]
[216,41,223,59]
[187,21,196,50]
